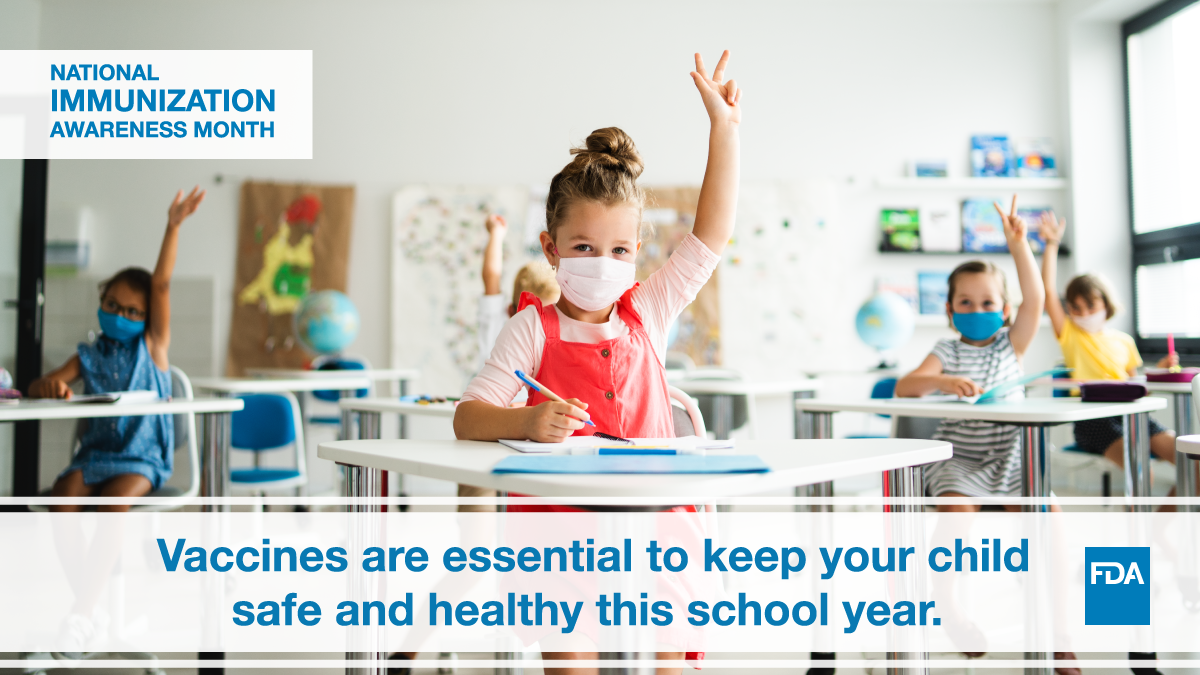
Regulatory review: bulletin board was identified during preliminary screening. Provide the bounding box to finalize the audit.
[226,181,355,376]
[391,186,538,394]
[390,181,849,395]
[641,187,722,366]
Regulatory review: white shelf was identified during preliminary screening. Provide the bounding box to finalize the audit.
[874,177,1069,191]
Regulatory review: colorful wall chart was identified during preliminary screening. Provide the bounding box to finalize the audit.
[227,181,355,375]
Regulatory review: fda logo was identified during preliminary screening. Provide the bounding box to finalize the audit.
[1085,547,1150,625]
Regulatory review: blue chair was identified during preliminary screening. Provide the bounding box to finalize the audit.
[230,392,307,496]
[846,377,898,439]
[308,355,372,425]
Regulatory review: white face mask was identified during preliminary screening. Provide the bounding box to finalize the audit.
[554,255,637,312]
[1073,310,1107,333]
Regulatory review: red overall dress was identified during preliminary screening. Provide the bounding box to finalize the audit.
[505,288,709,664]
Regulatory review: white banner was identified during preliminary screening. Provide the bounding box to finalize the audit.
[0,509,1196,655]
[0,50,311,159]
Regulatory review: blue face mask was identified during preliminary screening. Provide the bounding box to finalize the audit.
[952,311,1004,341]
[97,307,145,342]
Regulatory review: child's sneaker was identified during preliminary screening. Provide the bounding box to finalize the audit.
[51,612,99,661]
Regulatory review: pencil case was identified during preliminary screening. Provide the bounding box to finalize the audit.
[1146,368,1199,383]
[1080,382,1147,402]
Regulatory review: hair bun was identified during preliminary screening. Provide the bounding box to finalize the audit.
[569,127,644,179]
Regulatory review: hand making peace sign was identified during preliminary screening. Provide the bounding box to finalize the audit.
[691,50,742,125]
[993,195,1028,251]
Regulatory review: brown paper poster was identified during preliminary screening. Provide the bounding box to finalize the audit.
[641,187,721,365]
[226,181,355,376]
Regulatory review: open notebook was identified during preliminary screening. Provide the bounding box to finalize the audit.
[890,367,1071,405]
[499,435,735,454]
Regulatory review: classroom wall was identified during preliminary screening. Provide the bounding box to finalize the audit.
[7,0,1164,445]
[23,0,1078,391]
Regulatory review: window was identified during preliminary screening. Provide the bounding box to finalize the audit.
[1124,0,1200,357]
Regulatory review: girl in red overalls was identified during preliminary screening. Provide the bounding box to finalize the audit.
[454,51,741,675]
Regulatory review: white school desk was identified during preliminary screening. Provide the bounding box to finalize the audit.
[335,398,458,503]
[672,378,822,440]
[1036,379,1194,435]
[318,437,950,500]
[191,375,373,395]
[244,367,419,397]
[793,397,1168,510]
[318,436,949,675]
[192,375,373,438]
[1037,379,1196,498]
[0,397,245,500]
[3,397,246,675]
[337,397,456,438]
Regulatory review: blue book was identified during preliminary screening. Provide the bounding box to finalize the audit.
[970,135,1013,177]
[492,455,770,474]
[961,199,1007,253]
[918,271,950,315]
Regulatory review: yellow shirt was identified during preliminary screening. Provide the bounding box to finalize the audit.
[1057,317,1143,381]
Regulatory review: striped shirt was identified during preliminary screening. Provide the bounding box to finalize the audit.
[925,329,1024,497]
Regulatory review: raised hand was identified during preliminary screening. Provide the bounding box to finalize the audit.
[691,50,742,125]
[167,186,206,228]
[993,195,1028,250]
[485,213,508,236]
[1038,211,1066,246]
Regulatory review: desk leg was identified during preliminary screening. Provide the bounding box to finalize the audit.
[799,409,836,674]
[342,461,384,675]
[198,410,231,506]
[1020,426,1050,513]
[797,411,834,511]
[884,465,927,675]
[1176,393,1195,511]
[1123,412,1152,511]
[495,491,521,675]
[1019,425,1051,675]
[197,409,231,675]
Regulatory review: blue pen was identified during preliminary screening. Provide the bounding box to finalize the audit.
[515,370,595,427]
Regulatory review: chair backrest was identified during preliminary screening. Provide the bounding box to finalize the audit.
[1193,375,1199,422]
[870,378,897,399]
[311,355,371,401]
[232,393,299,450]
[169,365,200,500]
[668,386,707,438]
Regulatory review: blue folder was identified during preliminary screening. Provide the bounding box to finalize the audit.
[492,455,770,474]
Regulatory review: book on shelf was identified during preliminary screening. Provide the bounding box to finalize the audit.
[880,208,921,251]
[918,271,951,315]
[962,199,1056,253]
[1017,205,1053,253]
[1015,138,1057,178]
[919,203,962,252]
[961,198,1007,252]
[877,275,919,312]
[970,134,1013,177]
[908,160,949,178]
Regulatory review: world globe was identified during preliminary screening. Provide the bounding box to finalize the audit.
[294,290,360,355]
[855,291,915,366]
